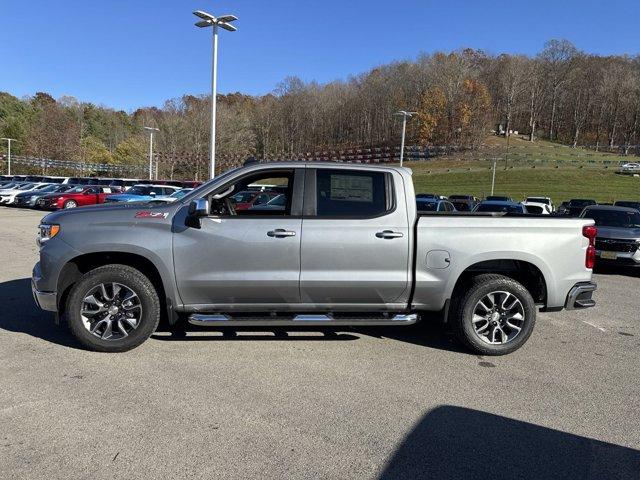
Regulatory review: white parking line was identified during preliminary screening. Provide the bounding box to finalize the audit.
[582,321,606,332]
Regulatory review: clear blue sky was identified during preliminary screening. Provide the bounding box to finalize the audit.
[1,0,639,111]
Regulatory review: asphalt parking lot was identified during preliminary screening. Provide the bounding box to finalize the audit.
[1,208,639,479]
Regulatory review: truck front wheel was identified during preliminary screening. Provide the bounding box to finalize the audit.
[65,264,160,352]
[452,274,536,356]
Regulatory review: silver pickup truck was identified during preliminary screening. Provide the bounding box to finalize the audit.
[32,162,597,354]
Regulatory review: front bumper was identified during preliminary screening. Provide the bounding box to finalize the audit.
[565,282,597,310]
[32,262,57,312]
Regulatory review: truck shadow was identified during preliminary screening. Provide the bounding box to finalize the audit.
[150,318,467,353]
[0,277,464,353]
[0,278,81,349]
[380,405,640,480]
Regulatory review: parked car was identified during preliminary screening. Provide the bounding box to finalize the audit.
[564,199,597,217]
[0,181,27,194]
[0,182,48,205]
[473,201,527,214]
[13,184,77,208]
[614,200,640,211]
[524,196,554,211]
[232,190,279,210]
[416,197,457,212]
[522,197,553,215]
[36,185,115,209]
[32,162,596,355]
[248,193,288,212]
[580,205,640,266]
[416,193,448,200]
[447,195,478,211]
[619,162,640,174]
[485,195,513,202]
[148,188,194,203]
[104,185,181,203]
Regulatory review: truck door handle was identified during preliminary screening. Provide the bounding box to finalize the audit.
[267,229,296,238]
[376,230,404,239]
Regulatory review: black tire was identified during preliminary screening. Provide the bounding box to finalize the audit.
[66,264,160,352]
[451,274,536,356]
[63,200,77,209]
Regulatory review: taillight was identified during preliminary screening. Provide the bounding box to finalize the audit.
[582,225,597,269]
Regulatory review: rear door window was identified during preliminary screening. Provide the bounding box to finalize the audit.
[315,169,389,217]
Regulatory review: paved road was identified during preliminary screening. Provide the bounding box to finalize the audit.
[1,208,639,479]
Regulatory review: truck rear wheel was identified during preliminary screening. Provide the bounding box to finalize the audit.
[451,274,536,355]
[65,264,160,352]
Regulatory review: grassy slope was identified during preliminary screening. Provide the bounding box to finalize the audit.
[395,136,640,203]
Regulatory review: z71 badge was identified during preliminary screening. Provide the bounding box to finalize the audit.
[135,211,169,219]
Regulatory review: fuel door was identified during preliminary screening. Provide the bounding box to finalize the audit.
[426,250,451,269]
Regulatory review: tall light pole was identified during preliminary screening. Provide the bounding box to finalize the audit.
[394,111,417,167]
[193,10,237,179]
[143,127,159,180]
[491,158,497,195]
[1,138,16,175]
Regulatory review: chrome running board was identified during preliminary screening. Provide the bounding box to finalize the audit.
[188,313,418,327]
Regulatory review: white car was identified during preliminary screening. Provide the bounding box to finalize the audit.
[0,183,50,205]
[620,163,640,173]
[523,200,552,215]
[523,196,554,215]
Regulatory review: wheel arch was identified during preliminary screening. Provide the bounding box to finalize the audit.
[447,257,550,310]
[57,251,176,324]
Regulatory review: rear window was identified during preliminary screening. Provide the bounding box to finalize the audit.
[316,169,388,217]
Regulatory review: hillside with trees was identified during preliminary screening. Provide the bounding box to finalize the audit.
[1,39,639,178]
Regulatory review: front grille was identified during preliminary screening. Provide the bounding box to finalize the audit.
[595,238,639,253]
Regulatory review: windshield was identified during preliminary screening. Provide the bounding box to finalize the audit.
[526,197,550,204]
[582,209,640,228]
[18,182,35,189]
[36,184,59,193]
[569,199,595,207]
[170,189,192,199]
[486,196,510,201]
[127,186,152,196]
[475,203,524,213]
[66,186,86,193]
[614,201,640,209]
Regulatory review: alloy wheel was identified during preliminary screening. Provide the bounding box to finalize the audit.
[472,291,525,345]
[80,283,142,340]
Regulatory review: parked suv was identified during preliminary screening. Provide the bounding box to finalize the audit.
[580,205,640,266]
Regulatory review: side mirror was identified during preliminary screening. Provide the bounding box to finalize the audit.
[150,191,157,196]
[186,198,209,229]
[188,198,209,216]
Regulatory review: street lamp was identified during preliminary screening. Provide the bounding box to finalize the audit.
[193,10,238,179]
[143,127,159,180]
[1,138,16,175]
[394,111,417,167]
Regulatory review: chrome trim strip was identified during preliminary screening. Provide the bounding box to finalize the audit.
[187,313,419,327]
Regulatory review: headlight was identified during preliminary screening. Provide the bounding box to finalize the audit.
[38,224,60,244]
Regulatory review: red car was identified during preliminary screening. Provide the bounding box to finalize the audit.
[232,190,279,211]
[36,185,117,210]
